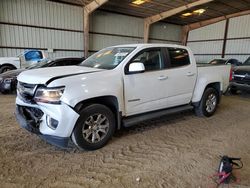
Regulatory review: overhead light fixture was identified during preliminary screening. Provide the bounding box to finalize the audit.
[132,0,146,5]
[193,8,206,15]
[182,12,192,17]
[181,8,206,17]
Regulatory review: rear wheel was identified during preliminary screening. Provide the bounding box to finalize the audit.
[72,104,115,150]
[0,65,15,73]
[195,87,219,117]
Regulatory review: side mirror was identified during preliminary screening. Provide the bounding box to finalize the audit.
[128,62,145,74]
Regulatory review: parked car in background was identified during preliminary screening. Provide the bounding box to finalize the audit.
[0,57,84,94]
[230,56,250,94]
[0,50,47,73]
[15,44,231,150]
[208,58,241,66]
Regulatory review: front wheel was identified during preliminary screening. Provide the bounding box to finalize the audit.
[195,87,219,117]
[72,104,116,150]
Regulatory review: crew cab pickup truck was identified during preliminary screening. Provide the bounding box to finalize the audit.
[15,44,231,150]
[0,50,46,73]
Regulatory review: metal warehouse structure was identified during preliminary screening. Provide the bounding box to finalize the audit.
[0,0,250,62]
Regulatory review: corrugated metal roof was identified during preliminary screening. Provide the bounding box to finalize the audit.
[48,0,250,25]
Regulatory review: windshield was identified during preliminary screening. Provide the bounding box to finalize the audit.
[243,57,250,65]
[80,47,135,69]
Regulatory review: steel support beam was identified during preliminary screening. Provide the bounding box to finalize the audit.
[181,25,189,45]
[83,0,108,57]
[143,0,214,43]
[221,19,229,58]
[186,9,250,31]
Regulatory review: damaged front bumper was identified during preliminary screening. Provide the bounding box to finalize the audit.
[15,97,79,149]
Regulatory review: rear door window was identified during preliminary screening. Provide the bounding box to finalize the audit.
[167,48,190,68]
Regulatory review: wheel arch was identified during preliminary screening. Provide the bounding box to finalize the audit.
[0,63,17,71]
[74,95,121,129]
[205,82,221,103]
[192,82,221,107]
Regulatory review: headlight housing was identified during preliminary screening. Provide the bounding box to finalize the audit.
[34,86,65,104]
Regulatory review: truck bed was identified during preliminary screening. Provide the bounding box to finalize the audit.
[196,64,231,93]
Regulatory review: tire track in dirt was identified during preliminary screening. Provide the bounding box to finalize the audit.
[1,94,250,187]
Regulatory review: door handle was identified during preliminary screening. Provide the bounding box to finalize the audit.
[158,75,168,80]
[186,72,195,77]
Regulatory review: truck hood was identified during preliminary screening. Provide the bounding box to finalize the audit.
[0,57,19,62]
[17,66,104,84]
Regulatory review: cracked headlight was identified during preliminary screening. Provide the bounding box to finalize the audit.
[34,86,65,104]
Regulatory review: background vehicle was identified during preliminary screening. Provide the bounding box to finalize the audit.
[15,44,231,150]
[0,50,47,73]
[0,57,84,94]
[208,58,241,66]
[230,56,250,94]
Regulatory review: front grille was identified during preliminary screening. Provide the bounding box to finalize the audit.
[234,70,250,75]
[17,105,43,133]
[20,106,44,121]
[17,82,37,103]
[233,74,250,83]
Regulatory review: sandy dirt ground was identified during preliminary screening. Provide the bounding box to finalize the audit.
[1,93,250,188]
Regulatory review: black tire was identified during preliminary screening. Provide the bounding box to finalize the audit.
[0,65,15,73]
[72,104,116,150]
[230,87,238,95]
[194,87,219,117]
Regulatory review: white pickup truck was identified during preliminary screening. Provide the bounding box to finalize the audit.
[0,50,46,73]
[15,44,231,150]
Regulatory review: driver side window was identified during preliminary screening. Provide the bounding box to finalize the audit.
[130,49,163,71]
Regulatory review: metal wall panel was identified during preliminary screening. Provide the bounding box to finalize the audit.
[0,0,83,30]
[149,22,181,41]
[0,0,83,58]
[90,34,142,51]
[90,10,182,51]
[46,51,83,59]
[0,24,83,50]
[228,14,250,38]
[187,41,223,54]
[0,48,23,57]
[0,48,83,59]
[91,11,143,37]
[91,11,182,42]
[195,55,221,63]
[226,39,250,54]
[187,14,250,63]
[188,21,226,41]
